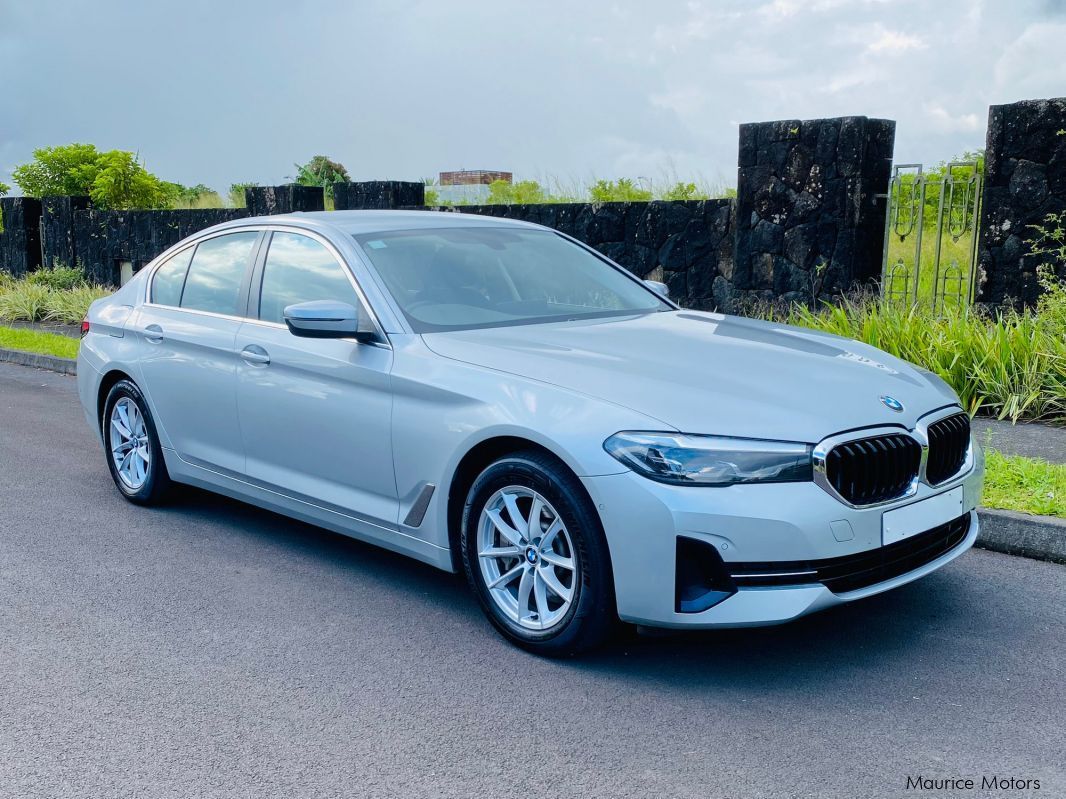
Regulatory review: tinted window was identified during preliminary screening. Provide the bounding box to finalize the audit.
[259,232,360,324]
[151,247,193,307]
[353,227,667,332]
[180,231,259,316]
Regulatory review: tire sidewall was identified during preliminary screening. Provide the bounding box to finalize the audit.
[461,453,614,655]
[102,380,167,504]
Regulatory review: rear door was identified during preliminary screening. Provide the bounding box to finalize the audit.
[234,229,398,527]
[135,229,262,475]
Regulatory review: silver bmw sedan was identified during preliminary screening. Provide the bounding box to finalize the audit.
[77,210,983,655]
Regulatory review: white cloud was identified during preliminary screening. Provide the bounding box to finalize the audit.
[865,27,926,53]
[924,103,981,133]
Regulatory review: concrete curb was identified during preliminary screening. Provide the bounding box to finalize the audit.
[0,347,77,375]
[976,508,1066,565]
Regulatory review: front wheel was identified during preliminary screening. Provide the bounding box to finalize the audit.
[460,451,616,656]
[102,379,171,505]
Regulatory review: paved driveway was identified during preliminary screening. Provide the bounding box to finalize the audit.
[1,362,1063,798]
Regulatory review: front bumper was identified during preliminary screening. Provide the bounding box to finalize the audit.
[580,458,983,629]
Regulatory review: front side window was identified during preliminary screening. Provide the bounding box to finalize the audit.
[353,227,667,332]
[179,231,259,316]
[150,247,193,307]
[258,232,360,324]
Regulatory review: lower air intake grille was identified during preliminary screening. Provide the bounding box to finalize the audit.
[730,513,971,594]
[926,412,971,485]
[824,433,921,505]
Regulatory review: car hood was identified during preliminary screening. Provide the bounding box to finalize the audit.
[421,310,958,443]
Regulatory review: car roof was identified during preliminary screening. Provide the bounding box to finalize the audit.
[243,209,545,236]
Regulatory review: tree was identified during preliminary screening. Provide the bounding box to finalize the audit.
[12,143,174,209]
[12,143,102,197]
[589,178,652,202]
[88,150,172,209]
[0,181,8,196]
[293,155,350,199]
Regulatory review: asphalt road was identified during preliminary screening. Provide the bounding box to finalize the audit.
[1,362,1063,799]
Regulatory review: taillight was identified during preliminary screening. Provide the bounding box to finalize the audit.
[81,317,90,337]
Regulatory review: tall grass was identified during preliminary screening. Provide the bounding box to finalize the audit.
[0,269,112,325]
[780,286,1066,423]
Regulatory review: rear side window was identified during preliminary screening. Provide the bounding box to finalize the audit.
[258,232,360,324]
[151,247,193,307]
[180,231,259,316]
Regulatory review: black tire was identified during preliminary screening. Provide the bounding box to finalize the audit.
[101,379,172,505]
[460,450,616,656]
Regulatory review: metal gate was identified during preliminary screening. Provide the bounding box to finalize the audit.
[880,161,982,310]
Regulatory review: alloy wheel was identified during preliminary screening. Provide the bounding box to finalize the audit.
[477,486,578,631]
[109,397,150,490]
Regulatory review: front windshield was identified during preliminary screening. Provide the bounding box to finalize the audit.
[353,227,669,332]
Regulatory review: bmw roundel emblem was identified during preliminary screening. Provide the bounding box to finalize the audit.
[880,395,904,412]
[525,547,538,564]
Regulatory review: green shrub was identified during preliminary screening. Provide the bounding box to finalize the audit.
[27,265,87,291]
[0,282,52,321]
[779,298,1066,423]
[0,275,111,324]
[44,285,112,324]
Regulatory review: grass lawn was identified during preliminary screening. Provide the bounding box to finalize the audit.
[0,325,80,359]
[982,449,1066,519]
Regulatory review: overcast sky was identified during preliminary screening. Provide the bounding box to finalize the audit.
[2,0,1065,196]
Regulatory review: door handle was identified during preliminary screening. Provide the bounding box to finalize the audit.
[240,345,271,366]
[143,323,164,343]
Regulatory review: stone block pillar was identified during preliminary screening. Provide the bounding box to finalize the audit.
[333,181,425,210]
[734,116,895,302]
[977,97,1066,306]
[0,197,43,276]
[245,184,325,216]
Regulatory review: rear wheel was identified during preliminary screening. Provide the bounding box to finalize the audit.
[460,451,615,656]
[102,379,171,505]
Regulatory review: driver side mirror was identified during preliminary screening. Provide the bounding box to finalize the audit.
[283,300,378,343]
[644,279,670,298]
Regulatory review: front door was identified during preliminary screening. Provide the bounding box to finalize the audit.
[234,230,398,528]
[135,230,261,475]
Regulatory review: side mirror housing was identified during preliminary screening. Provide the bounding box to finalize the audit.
[283,300,378,342]
[644,279,670,299]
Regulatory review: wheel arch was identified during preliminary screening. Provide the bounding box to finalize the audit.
[445,435,605,573]
[97,368,136,427]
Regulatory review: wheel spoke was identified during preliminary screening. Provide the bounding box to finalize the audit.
[527,496,544,539]
[540,518,564,549]
[486,508,525,547]
[516,567,534,621]
[502,492,526,534]
[533,571,550,622]
[488,563,523,589]
[538,565,573,602]
[112,417,132,439]
[539,549,573,571]
[479,545,522,559]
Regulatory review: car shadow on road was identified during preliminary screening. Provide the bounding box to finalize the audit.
[157,485,997,690]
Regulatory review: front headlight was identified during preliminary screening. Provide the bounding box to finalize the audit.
[603,432,813,487]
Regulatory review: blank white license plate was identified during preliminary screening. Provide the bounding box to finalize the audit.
[882,487,964,546]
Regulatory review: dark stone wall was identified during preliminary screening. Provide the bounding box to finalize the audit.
[977,97,1066,305]
[334,181,424,210]
[73,208,249,285]
[734,116,895,304]
[245,184,324,215]
[41,195,92,269]
[424,199,736,309]
[0,197,42,277]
